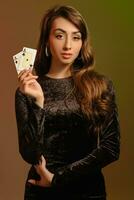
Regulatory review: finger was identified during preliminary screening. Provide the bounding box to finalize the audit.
[20,68,33,75]
[18,69,30,78]
[36,155,45,166]
[18,68,36,80]
[19,80,37,93]
[22,79,37,86]
[39,155,44,164]
[20,74,38,84]
[21,75,38,84]
[28,179,38,186]
[40,155,45,164]
[18,69,27,77]
[18,70,31,82]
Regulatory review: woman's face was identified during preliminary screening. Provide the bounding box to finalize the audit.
[48,17,82,67]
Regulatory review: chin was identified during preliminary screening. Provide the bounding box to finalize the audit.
[60,59,73,65]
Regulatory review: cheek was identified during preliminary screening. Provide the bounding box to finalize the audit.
[49,41,57,55]
[49,40,62,55]
[74,42,82,55]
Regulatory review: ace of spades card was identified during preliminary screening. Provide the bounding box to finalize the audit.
[13,51,23,73]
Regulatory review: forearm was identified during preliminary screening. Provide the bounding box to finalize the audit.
[18,126,44,164]
[15,88,45,164]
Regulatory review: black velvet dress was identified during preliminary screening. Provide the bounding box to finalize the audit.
[15,74,120,200]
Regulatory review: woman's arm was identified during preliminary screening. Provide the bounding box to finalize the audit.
[15,88,45,164]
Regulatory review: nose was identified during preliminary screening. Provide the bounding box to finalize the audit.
[63,37,71,50]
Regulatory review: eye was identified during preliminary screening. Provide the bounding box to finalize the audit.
[56,34,64,39]
[73,36,81,41]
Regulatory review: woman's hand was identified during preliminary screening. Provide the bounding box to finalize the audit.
[28,155,54,187]
[18,69,44,107]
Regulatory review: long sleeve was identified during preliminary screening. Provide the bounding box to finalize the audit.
[51,79,120,188]
[15,88,45,164]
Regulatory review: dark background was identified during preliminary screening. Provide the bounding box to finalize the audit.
[0,0,133,199]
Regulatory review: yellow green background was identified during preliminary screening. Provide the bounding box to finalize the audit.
[0,0,133,199]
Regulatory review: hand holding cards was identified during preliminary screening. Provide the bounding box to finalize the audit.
[13,47,37,74]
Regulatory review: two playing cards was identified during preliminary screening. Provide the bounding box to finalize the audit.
[13,47,37,74]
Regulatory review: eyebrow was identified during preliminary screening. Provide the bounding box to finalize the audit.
[53,28,81,34]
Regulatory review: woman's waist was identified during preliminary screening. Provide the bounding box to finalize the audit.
[27,167,106,198]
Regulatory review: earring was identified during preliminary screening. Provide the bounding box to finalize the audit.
[45,46,49,57]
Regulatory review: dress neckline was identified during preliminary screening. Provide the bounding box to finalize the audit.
[44,74,73,80]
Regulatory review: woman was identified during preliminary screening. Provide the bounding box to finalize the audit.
[15,5,120,200]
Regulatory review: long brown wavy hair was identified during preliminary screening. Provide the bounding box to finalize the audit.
[34,5,115,126]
